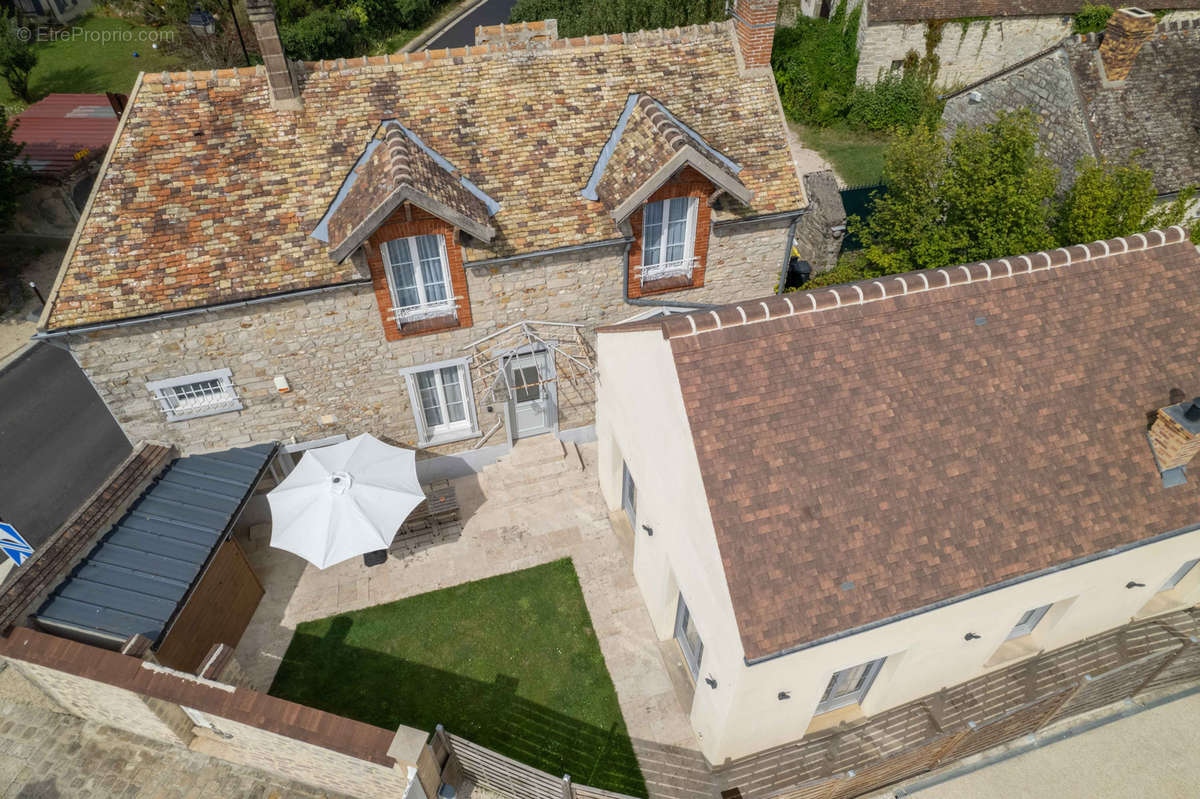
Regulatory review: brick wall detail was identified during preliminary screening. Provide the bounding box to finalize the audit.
[627,166,715,299]
[365,204,473,341]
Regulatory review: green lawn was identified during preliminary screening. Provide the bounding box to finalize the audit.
[269,559,647,797]
[793,123,890,187]
[2,15,183,107]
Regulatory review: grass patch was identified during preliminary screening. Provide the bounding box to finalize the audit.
[793,123,889,187]
[2,14,183,108]
[269,558,647,797]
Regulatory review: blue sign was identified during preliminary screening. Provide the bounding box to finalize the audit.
[0,522,33,566]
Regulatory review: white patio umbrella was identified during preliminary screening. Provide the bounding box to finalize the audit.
[267,433,425,569]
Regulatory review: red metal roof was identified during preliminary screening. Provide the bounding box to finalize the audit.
[14,93,119,178]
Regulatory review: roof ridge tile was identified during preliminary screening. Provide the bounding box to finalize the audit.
[662,227,1190,340]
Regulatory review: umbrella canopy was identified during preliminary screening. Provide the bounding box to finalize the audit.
[267,434,425,569]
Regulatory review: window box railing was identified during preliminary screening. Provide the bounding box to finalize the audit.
[639,257,696,284]
[391,297,459,324]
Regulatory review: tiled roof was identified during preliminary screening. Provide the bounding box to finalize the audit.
[658,228,1200,660]
[868,0,1200,23]
[43,23,804,330]
[324,121,497,260]
[585,93,750,218]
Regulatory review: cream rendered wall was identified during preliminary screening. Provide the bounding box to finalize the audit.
[595,328,748,761]
[597,328,1200,763]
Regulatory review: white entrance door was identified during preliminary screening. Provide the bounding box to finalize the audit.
[505,349,555,440]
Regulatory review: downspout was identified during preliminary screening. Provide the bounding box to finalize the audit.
[776,212,806,295]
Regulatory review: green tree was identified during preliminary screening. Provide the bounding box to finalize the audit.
[0,9,37,104]
[1054,156,1194,244]
[854,110,1056,274]
[510,0,726,38]
[0,107,33,232]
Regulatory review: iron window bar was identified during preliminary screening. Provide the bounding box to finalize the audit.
[639,256,697,283]
[391,296,460,324]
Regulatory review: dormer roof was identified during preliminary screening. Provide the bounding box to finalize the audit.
[583,93,752,222]
[319,121,498,261]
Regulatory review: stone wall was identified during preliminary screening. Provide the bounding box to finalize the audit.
[188,712,411,798]
[5,659,194,746]
[68,220,792,456]
[941,47,1095,190]
[793,171,846,272]
[858,16,1072,86]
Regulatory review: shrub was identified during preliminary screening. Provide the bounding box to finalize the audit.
[281,7,361,60]
[510,0,726,38]
[771,1,861,127]
[0,9,38,104]
[1073,4,1113,34]
[844,69,941,132]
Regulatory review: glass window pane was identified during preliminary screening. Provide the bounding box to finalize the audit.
[440,366,466,423]
[642,200,663,266]
[513,365,540,403]
[416,370,443,428]
[665,199,689,263]
[385,239,420,307]
[416,235,448,303]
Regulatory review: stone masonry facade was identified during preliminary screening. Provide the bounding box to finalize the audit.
[68,220,790,456]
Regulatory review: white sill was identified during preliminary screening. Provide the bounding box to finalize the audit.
[418,428,480,448]
[164,401,243,422]
[984,635,1042,667]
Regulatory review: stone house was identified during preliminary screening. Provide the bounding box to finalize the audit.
[36,0,807,466]
[789,0,1200,86]
[943,8,1200,213]
[594,225,1200,765]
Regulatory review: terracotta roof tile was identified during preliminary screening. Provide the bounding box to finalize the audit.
[44,23,804,330]
[661,228,1200,660]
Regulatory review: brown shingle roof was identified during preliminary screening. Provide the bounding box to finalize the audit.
[326,121,496,260]
[868,0,1200,23]
[659,228,1200,661]
[43,23,804,331]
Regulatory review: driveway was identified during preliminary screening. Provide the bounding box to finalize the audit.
[0,343,131,551]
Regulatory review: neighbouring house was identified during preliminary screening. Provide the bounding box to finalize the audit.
[14,0,92,24]
[788,0,1200,86]
[35,0,808,467]
[7,93,123,244]
[595,225,1200,768]
[943,8,1200,215]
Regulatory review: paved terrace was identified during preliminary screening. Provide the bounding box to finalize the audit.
[233,437,713,799]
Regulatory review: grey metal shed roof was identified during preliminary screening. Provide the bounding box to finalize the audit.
[35,443,275,648]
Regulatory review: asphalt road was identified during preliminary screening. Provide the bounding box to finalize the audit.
[424,0,520,49]
[0,343,131,551]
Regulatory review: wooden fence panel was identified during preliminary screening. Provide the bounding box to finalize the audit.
[1139,640,1200,693]
[827,732,965,799]
[446,732,573,799]
[766,776,839,799]
[1048,651,1175,724]
[938,688,1073,764]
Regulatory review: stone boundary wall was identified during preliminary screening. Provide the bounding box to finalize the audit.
[67,220,791,456]
[0,629,420,799]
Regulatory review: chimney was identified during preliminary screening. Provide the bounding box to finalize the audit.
[731,0,780,69]
[1149,397,1200,473]
[1098,7,1157,82]
[245,0,303,110]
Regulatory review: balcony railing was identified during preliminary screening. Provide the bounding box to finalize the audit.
[391,297,459,324]
[639,257,696,284]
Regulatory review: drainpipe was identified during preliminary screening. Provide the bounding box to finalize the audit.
[775,212,806,295]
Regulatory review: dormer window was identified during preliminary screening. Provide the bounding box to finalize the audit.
[382,234,456,324]
[641,197,698,284]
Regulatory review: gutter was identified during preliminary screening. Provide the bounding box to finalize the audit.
[744,520,1200,666]
[33,280,372,340]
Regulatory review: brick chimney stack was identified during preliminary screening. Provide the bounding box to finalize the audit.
[1099,7,1157,82]
[1149,397,1200,473]
[245,0,303,110]
[731,0,780,69]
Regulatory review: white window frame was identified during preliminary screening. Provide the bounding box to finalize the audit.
[1006,603,1052,641]
[380,234,458,324]
[146,368,242,422]
[1159,558,1200,593]
[639,196,699,284]
[400,358,479,447]
[816,656,886,714]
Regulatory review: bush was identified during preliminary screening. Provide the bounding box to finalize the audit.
[845,69,941,132]
[1073,4,1113,34]
[510,0,726,38]
[770,1,860,127]
[281,7,362,60]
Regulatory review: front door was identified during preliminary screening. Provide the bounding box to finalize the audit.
[505,349,555,439]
